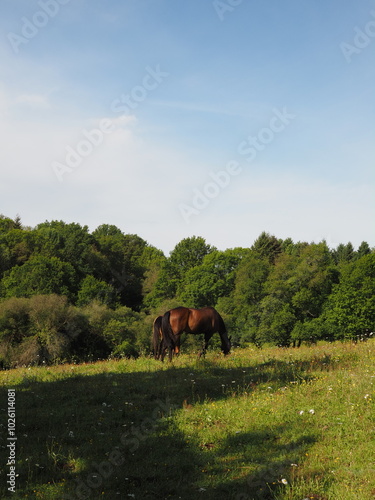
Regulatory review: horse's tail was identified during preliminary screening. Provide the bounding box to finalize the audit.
[152,316,162,359]
[161,311,172,345]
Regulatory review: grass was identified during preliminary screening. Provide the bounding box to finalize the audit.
[0,340,374,499]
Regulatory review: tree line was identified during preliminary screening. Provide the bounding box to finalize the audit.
[0,214,374,367]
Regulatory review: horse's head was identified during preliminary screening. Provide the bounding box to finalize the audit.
[221,335,231,355]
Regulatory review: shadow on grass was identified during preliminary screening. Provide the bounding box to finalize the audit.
[0,354,334,499]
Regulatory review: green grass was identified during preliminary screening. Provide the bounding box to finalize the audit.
[0,341,374,499]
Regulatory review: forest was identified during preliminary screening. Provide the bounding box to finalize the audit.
[0,214,374,368]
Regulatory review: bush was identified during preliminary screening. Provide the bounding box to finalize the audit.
[112,340,139,359]
[0,295,89,367]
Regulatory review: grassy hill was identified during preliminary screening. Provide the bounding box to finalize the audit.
[1,340,374,499]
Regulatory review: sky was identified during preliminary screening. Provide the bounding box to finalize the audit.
[0,0,374,255]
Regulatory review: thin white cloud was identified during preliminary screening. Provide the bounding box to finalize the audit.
[15,93,50,109]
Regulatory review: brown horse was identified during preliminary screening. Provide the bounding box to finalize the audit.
[152,315,180,360]
[160,306,231,361]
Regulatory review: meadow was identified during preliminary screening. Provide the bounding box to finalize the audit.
[0,340,374,500]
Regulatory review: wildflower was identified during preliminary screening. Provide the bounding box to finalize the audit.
[364,394,370,399]
[68,431,74,438]
[309,409,315,415]
[299,410,304,415]
[281,478,288,485]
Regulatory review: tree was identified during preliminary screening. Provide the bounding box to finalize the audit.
[0,225,36,276]
[35,221,95,277]
[92,225,148,310]
[1,256,77,301]
[332,242,355,264]
[258,299,296,346]
[0,214,22,233]
[322,254,375,340]
[227,251,271,344]
[288,243,338,321]
[77,275,117,308]
[356,241,371,258]
[177,249,242,308]
[149,236,216,305]
[251,232,282,263]
[256,242,337,346]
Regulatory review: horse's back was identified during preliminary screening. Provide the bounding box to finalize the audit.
[188,306,223,333]
[168,306,224,334]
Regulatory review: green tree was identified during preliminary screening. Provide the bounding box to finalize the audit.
[0,223,36,277]
[150,236,216,305]
[77,275,117,308]
[356,241,371,258]
[258,299,296,346]
[288,243,337,320]
[177,249,242,308]
[0,214,22,232]
[92,225,148,309]
[35,221,95,276]
[257,242,336,346]
[226,251,271,344]
[251,232,282,263]
[1,256,77,301]
[322,254,375,340]
[139,245,166,311]
[332,242,355,264]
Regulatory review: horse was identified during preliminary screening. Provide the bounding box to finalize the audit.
[152,315,180,360]
[160,306,231,361]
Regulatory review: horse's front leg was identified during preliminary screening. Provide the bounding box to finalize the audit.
[199,333,212,358]
[168,345,173,362]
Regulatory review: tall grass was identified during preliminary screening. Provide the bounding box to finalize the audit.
[0,340,374,499]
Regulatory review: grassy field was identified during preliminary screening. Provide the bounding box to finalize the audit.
[0,340,374,500]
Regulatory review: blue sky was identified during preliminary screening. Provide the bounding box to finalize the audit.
[1,0,374,254]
